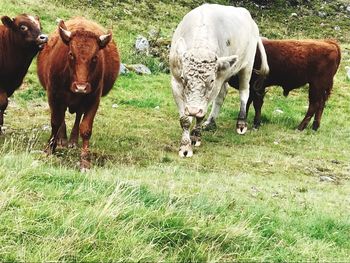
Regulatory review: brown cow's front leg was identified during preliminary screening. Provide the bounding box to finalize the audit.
[57,121,68,148]
[79,101,99,171]
[0,89,9,134]
[46,104,66,154]
[68,111,82,148]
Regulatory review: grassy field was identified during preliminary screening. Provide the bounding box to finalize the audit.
[1,0,350,261]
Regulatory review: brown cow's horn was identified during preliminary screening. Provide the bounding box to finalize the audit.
[99,31,112,48]
[59,26,71,45]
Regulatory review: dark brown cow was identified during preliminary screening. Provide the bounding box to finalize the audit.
[0,14,48,132]
[204,39,341,131]
[37,18,120,171]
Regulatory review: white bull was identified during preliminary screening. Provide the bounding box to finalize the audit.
[169,3,269,157]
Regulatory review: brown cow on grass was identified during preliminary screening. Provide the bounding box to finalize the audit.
[37,18,120,171]
[0,14,48,132]
[203,39,341,131]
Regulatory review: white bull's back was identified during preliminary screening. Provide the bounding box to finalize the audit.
[170,4,259,59]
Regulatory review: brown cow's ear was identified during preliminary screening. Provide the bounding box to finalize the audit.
[98,30,112,49]
[59,22,71,45]
[1,16,15,30]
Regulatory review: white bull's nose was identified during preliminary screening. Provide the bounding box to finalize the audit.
[185,106,204,118]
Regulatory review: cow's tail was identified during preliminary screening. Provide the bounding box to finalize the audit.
[324,40,341,100]
[253,37,269,93]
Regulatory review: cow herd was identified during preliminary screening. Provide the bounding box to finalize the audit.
[0,4,341,171]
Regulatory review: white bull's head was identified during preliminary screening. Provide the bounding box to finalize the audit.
[180,49,238,118]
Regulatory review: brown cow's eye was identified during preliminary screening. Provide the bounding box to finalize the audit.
[20,25,28,31]
[68,52,74,60]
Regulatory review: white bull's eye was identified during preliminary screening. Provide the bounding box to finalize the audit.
[20,25,28,31]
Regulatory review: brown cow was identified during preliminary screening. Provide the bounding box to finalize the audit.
[37,18,120,171]
[0,14,48,132]
[203,39,341,131]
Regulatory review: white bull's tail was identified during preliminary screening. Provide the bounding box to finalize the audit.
[253,37,269,92]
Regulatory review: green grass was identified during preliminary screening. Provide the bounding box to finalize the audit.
[1,0,350,261]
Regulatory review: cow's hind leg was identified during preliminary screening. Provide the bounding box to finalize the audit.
[236,68,252,134]
[312,79,332,131]
[297,82,319,131]
[0,89,8,134]
[68,111,82,148]
[251,90,265,129]
[203,83,228,131]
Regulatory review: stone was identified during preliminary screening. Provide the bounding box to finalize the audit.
[135,35,149,53]
[126,64,151,75]
[119,63,129,75]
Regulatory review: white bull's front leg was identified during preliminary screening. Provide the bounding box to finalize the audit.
[171,77,194,157]
[236,68,251,134]
[203,83,229,131]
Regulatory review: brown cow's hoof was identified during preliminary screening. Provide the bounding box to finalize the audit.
[190,128,201,147]
[57,138,68,148]
[80,159,91,172]
[236,120,247,135]
[68,141,78,148]
[312,121,320,131]
[179,144,193,158]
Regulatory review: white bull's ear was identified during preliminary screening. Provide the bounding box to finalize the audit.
[217,55,238,72]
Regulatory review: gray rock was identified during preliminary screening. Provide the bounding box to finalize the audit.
[317,11,327,18]
[126,64,151,75]
[119,63,129,75]
[345,66,350,80]
[290,13,298,17]
[334,26,341,31]
[320,175,335,182]
[135,35,149,53]
[347,6,350,13]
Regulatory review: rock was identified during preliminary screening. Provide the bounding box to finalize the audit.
[126,64,151,75]
[112,104,118,108]
[135,35,149,53]
[345,66,350,80]
[320,175,335,182]
[346,6,350,13]
[119,63,129,75]
[290,13,298,17]
[274,109,284,114]
[317,11,327,18]
[334,26,341,31]
[154,106,160,110]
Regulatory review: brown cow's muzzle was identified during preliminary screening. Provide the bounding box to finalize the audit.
[36,34,48,50]
[71,82,92,94]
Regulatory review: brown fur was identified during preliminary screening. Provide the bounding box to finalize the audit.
[228,39,341,130]
[0,14,47,129]
[37,17,120,170]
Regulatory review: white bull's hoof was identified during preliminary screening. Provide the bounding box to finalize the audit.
[179,144,193,158]
[202,120,217,131]
[236,120,248,135]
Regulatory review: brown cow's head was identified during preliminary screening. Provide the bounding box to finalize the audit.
[58,20,112,95]
[1,14,48,51]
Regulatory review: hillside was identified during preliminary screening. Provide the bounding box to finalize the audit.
[0,0,349,261]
